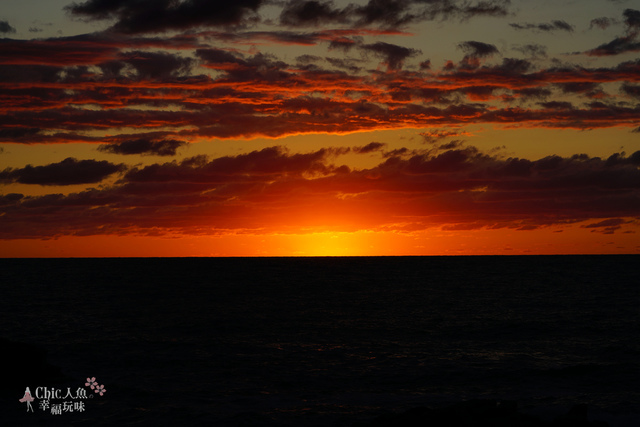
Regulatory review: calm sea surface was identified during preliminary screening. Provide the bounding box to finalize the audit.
[1,256,638,426]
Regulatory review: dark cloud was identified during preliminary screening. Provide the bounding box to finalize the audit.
[206,30,324,46]
[623,8,640,31]
[581,218,628,234]
[587,35,640,56]
[0,64,64,85]
[353,0,511,28]
[280,1,350,27]
[197,49,290,82]
[558,82,600,94]
[512,44,547,59]
[457,41,499,69]
[435,139,465,151]
[587,9,640,56]
[512,87,552,100]
[420,129,468,144]
[590,17,616,30]
[328,37,359,51]
[0,32,202,68]
[124,146,342,184]
[278,0,511,28]
[118,51,194,80]
[0,36,118,66]
[66,0,264,34]
[195,47,243,65]
[360,41,421,70]
[98,138,187,156]
[0,127,42,141]
[0,158,126,186]
[326,57,363,73]
[0,193,23,205]
[350,0,418,27]
[538,101,574,110]
[296,54,323,65]
[509,20,574,33]
[458,41,499,57]
[353,142,386,153]
[0,21,16,34]
[2,146,638,238]
[621,83,640,98]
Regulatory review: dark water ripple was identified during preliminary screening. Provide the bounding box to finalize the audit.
[0,255,638,426]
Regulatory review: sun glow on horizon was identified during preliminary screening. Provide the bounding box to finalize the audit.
[289,231,371,257]
[2,217,637,258]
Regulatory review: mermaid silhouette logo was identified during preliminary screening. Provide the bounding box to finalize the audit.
[19,387,35,412]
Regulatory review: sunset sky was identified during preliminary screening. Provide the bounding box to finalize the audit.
[1,0,639,257]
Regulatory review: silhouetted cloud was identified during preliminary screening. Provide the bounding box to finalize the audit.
[587,35,640,56]
[457,41,499,68]
[624,8,640,30]
[278,0,511,28]
[98,139,187,156]
[326,57,364,73]
[621,83,640,98]
[558,82,600,94]
[581,218,628,234]
[512,44,547,58]
[0,21,16,34]
[1,146,638,238]
[509,20,574,33]
[0,127,42,141]
[420,129,469,144]
[590,17,617,30]
[360,41,421,70]
[0,158,126,185]
[0,36,117,66]
[123,146,344,184]
[117,51,194,80]
[459,41,500,57]
[587,9,640,56]
[279,0,350,27]
[65,0,264,34]
[353,142,386,153]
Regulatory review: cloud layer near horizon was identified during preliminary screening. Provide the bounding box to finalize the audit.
[1,143,639,238]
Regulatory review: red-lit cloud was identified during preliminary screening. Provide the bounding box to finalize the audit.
[2,17,640,145]
[0,157,125,186]
[1,145,638,239]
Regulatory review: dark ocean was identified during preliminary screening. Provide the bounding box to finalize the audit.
[1,256,638,426]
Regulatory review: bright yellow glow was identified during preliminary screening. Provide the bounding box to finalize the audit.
[2,221,638,258]
[290,232,365,256]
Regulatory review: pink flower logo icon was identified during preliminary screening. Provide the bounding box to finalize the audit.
[85,377,98,389]
[94,384,106,396]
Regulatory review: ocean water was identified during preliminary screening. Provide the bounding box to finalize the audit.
[0,255,638,426]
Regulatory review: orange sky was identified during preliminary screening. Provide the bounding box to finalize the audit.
[1,1,639,256]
